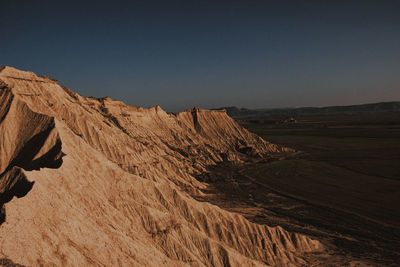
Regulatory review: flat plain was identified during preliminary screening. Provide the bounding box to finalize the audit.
[198,113,400,266]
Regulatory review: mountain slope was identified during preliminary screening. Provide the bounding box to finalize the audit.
[0,66,322,266]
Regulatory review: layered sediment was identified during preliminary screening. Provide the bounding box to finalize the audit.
[0,66,322,266]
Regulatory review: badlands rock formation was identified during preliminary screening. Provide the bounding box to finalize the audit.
[0,66,322,266]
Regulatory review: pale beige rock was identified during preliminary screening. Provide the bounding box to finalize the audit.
[0,66,322,266]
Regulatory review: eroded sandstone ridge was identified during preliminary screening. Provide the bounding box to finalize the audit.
[0,66,322,266]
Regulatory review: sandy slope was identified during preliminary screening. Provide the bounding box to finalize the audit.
[0,66,322,266]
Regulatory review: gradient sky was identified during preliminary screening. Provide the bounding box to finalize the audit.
[2,0,400,111]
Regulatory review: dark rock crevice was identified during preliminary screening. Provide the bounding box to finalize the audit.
[190,108,203,133]
[0,257,26,267]
[0,86,13,124]
[0,167,34,224]
[7,122,64,171]
[0,118,64,225]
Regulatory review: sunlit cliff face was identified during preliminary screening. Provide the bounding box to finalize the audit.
[0,66,321,266]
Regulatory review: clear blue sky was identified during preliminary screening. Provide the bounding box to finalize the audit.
[2,0,400,111]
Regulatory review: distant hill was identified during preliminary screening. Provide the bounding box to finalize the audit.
[216,102,400,119]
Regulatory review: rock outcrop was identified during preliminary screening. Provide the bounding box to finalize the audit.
[0,66,322,266]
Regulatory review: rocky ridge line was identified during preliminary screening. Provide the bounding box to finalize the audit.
[0,66,322,266]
